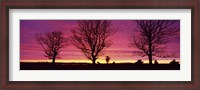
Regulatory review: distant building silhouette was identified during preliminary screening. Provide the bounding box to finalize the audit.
[113,61,115,64]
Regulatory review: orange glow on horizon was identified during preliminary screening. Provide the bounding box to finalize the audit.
[20,59,180,64]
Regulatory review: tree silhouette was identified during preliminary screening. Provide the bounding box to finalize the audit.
[35,31,68,63]
[130,20,178,64]
[71,20,115,64]
[105,56,110,64]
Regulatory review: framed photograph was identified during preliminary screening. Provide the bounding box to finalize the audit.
[0,0,199,90]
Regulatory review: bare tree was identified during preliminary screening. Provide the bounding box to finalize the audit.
[35,31,68,63]
[130,20,178,64]
[71,20,115,64]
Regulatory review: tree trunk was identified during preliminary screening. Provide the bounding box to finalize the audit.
[52,55,56,63]
[92,56,96,64]
[92,59,96,64]
[148,39,152,64]
[148,55,152,64]
[52,58,55,63]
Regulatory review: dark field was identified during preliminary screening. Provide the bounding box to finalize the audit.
[20,62,180,70]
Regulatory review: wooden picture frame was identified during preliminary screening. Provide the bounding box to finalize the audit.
[0,0,199,90]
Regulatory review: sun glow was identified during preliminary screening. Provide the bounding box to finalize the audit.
[20,59,180,64]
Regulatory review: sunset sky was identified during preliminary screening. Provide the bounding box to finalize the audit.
[20,20,180,63]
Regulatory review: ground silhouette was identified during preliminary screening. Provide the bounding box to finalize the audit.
[20,60,180,70]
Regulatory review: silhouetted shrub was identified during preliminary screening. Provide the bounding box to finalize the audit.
[154,60,159,64]
[135,59,143,64]
[97,62,101,64]
[106,56,110,64]
[169,59,179,65]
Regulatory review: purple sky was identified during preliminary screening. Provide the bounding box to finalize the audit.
[20,20,180,62]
